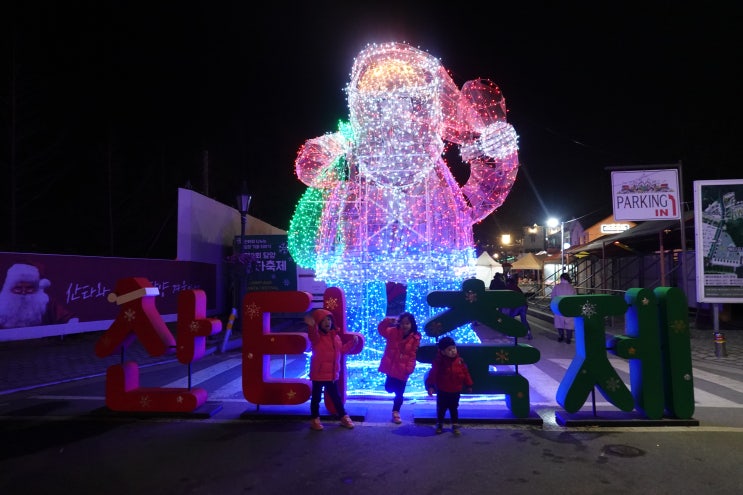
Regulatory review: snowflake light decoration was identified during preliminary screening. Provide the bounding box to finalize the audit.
[604,376,622,392]
[581,300,598,319]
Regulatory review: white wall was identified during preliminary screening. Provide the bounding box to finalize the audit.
[176,188,287,313]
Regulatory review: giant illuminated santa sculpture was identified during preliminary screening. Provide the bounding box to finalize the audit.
[289,42,519,391]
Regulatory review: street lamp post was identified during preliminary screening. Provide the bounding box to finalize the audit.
[501,233,512,277]
[546,217,564,273]
[236,182,252,253]
[560,221,565,271]
[222,183,252,353]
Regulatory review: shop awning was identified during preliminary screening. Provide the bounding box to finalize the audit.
[566,211,694,258]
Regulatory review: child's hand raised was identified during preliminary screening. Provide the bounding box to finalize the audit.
[303,315,315,327]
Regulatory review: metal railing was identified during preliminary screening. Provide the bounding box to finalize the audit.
[526,248,696,333]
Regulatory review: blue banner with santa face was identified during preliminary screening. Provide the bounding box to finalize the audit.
[0,252,216,336]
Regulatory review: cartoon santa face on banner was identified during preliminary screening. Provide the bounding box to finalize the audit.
[0,263,52,328]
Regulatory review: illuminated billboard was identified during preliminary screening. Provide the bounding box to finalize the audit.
[693,179,743,303]
[612,169,681,221]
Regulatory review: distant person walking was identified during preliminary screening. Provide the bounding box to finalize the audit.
[551,273,576,344]
[377,312,421,424]
[506,276,532,340]
[489,272,506,290]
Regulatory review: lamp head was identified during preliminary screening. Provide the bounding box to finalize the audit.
[236,182,252,214]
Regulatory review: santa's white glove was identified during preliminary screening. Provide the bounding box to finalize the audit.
[460,121,519,162]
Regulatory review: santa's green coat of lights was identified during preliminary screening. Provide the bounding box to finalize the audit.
[289,42,520,394]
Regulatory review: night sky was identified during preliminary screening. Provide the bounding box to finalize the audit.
[2,2,739,258]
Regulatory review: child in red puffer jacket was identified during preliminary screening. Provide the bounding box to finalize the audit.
[305,308,358,431]
[378,312,421,424]
[425,336,473,435]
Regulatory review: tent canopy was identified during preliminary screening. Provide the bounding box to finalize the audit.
[476,251,501,267]
[475,251,502,286]
[510,252,544,270]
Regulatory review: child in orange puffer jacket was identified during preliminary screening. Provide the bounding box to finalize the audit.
[305,308,358,431]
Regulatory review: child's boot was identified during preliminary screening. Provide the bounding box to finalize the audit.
[565,330,573,344]
[435,423,443,434]
[452,424,462,436]
[310,417,324,431]
[340,414,355,429]
[557,329,565,342]
[391,411,402,424]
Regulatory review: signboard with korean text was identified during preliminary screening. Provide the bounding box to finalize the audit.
[611,169,681,221]
[234,235,297,292]
[693,179,743,303]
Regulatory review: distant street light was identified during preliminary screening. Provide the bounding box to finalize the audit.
[501,233,511,246]
[501,233,512,275]
[236,182,252,253]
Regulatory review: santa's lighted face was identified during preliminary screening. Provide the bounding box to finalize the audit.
[347,43,445,188]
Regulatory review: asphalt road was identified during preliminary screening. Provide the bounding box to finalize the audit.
[1,411,742,494]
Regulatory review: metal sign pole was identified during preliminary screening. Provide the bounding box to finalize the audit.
[677,160,687,293]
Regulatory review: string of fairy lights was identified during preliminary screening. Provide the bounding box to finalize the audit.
[288,42,520,393]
